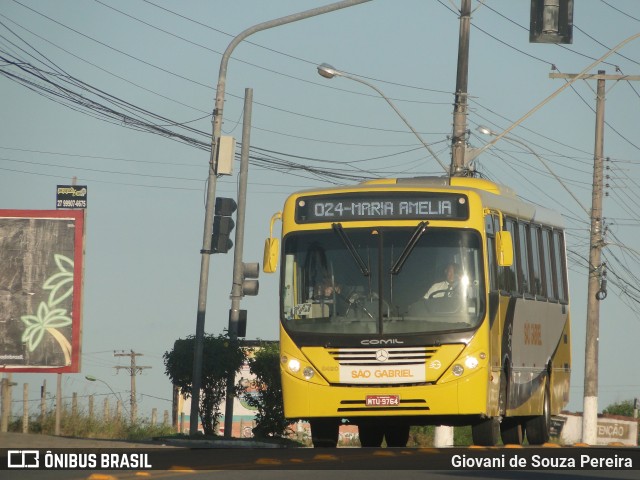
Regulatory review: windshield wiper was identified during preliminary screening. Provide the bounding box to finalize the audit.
[332,223,370,276]
[390,221,429,275]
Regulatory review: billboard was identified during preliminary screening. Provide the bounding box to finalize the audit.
[0,210,85,372]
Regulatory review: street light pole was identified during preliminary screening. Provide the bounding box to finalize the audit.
[85,375,129,417]
[470,32,640,163]
[189,0,372,436]
[316,63,448,172]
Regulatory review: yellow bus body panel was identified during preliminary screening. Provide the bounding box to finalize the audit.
[280,321,493,419]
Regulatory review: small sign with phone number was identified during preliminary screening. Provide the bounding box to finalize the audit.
[56,185,87,209]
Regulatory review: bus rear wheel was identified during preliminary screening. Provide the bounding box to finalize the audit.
[472,417,500,446]
[500,417,524,445]
[310,419,339,448]
[525,382,551,445]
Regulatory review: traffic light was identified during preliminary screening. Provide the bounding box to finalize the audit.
[229,309,247,338]
[212,197,237,254]
[228,263,259,337]
[241,262,260,296]
[529,0,573,44]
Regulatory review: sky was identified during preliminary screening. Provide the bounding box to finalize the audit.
[1,0,639,421]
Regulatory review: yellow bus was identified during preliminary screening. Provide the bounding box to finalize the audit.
[263,176,570,447]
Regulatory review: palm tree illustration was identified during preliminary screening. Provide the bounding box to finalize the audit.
[21,254,74,364]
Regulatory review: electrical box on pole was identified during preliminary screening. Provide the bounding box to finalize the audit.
[530,0,573,44]
[216,136,236,175]
[212,197,237,254]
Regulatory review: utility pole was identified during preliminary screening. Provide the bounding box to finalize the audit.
[0,374,14,432]
[583,71,606,446]
[450,0,472,177]
[434,0,472,447]
[114,350,151,424]
[550,70,640,444]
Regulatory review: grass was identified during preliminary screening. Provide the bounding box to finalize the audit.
[10,409,175,441]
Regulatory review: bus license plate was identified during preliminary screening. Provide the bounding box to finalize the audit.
[365,395,400,407]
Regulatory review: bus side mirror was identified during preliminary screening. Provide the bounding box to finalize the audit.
[263,211,282,274]
[263,237,279,273]
[496,231,513,267]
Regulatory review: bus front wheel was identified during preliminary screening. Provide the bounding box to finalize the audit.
[384,424,410,447]
[310,419,339,448]
[472,417,500,446]
[358,424,384,447]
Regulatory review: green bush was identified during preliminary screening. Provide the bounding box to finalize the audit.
[244,341,293,438]
[164,333,246,435]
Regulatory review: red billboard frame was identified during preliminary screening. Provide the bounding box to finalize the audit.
[0,210,85,373]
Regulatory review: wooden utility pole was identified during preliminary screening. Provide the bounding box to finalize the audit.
[1,373,14,433]
[22,383,28,433]
[55,373,62,435]
[40,379,46,423]
[550,70,640,444]
[450,0,472,176]
[114,350,150,424]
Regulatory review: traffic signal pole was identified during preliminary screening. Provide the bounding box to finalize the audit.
[223,88,253,438]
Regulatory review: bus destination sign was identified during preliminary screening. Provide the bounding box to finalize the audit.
[295,193,468,223]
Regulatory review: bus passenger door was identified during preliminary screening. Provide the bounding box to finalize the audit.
[486,213,508,417]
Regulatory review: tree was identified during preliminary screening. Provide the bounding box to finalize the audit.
[163,334,245,435]
[244,341,293,438]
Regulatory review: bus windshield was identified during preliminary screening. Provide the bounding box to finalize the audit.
[281,227,485,335]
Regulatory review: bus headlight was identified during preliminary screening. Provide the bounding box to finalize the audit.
[303,367,315,380]
[288,359,301,373]
[452,364,464,376]
[464,356,479,369]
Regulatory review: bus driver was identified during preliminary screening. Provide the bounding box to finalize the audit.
[424,262,461,299]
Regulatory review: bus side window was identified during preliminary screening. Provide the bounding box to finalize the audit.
[529,225,543,297]
[553,230,568,302]
[541,228,555,300]
[517,222,530,296]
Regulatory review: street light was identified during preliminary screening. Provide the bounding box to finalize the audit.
[476,125,589,216]
[317,63,448,173]
[470,32,640,163]
[85,375,129,417]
